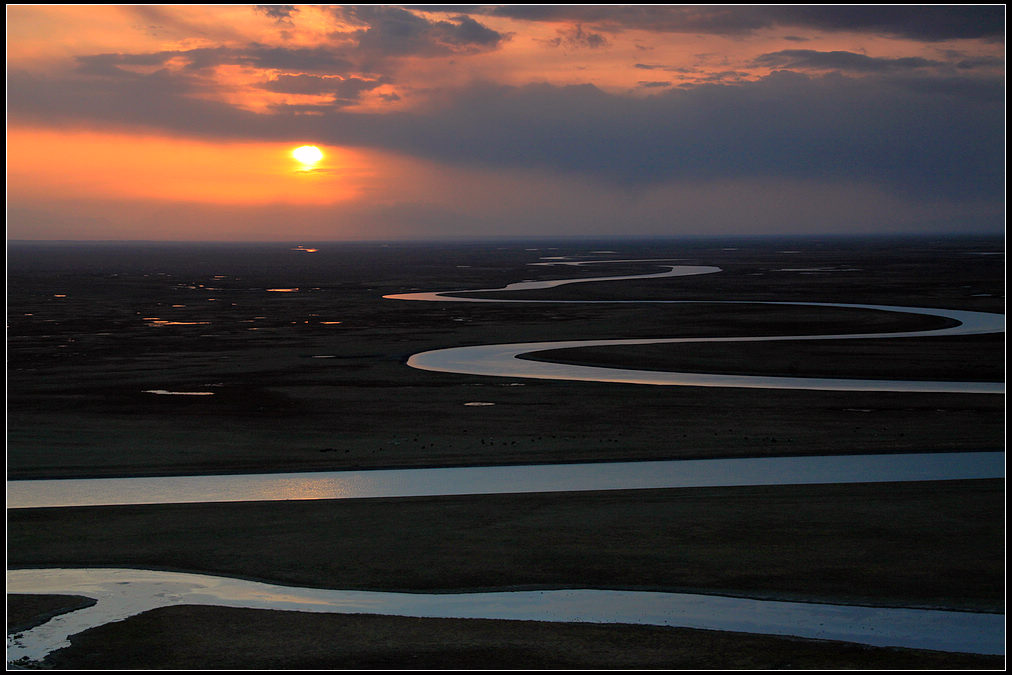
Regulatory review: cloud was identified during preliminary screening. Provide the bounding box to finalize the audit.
[237,45,358,72]
[74,51,179,76]
[8,60,1003,204]
[253,5,298,25]
[541,24,610,50]
[485,5,771,35]
[261,74,386,101]
[76,44,356,76]
[122,5,238,41]
[334,6,509,58]
[767,6,1006,42]
[478,5,1005,41]
[954,55,1006,70]
[634,63,698,75]
[8,66,271,135]
[753,49,943,73]
[322,73,1003,201]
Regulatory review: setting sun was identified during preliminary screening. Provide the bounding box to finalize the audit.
[292,145,324,168]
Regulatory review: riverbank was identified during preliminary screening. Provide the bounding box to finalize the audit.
[7,374,1003,481]
[9,480,1003,611]
[29,604,1007,670]
[6,594,96,636]
[524,332,1004,382]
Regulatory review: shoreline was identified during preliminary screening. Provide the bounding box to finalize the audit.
[22,604,1007,670]
[8,444,1006,483]
[8,560,1007,614]
[8,567,1005,661]
[10,480,1004,613]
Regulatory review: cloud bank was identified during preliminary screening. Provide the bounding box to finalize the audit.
[6,5,1005,240]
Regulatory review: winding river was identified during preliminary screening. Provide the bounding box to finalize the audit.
[7,568,1004,661]
[386,261,1005,393]
[5,451,1004,509]
[8,258,1005,663]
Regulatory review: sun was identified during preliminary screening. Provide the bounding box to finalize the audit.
[292,145,324,168]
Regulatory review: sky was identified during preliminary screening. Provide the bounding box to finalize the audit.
[6,4,1006,241]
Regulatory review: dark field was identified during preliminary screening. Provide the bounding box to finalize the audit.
[6,234,1006,669]
[9,480,1004,610]
[7,236,1004,479]
[31,606,1007,670]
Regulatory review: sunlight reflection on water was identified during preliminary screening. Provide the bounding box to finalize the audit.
[141,390,215,396]
[7,452,1003,509]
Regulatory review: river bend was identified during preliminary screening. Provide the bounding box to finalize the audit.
[386,262,1004,393]
[8,258,1005,665]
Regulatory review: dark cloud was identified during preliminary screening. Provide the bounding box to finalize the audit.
[67,40,386,112]
[8,66,274,136]
[335,6,508,57]
[753,50,943,73]
[955,55,1006,70]
[486,5,771,35]
[634,63,696,75]
[324,73,1004,201]
[75,51,175,76]
[8,65,1003,203]
[478,5,1005,42]
[768,6,1005,42]
[541,24,610,49]
[443,14,507,48]
[694,71,752,84]
[231,45,357,73]
[254,5,299,25]
[637,81,671,88]
[76,44,356,76]
[881,72,1003,103]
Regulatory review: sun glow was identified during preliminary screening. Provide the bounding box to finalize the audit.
[6,127,371,210]
[292,145,324,168]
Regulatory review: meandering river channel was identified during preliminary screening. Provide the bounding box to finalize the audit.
[8,259,1005,663]
[6,452,1004,509]
[7,568,1003,661]
[386,261,1005,393]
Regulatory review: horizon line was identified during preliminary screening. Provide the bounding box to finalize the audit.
[6,231,1006,246]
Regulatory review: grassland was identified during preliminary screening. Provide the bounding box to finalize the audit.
[6,236,1005,669]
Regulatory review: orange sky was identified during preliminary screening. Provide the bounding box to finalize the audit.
[6,5,1005,240]
[7,127,370,205]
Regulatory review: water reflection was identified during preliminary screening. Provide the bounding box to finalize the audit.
[6,568,1003,661]
[142,390,215,396]
[385,264,721,301]
[386,262,1004,393]
[404,301,1004,393]
[7,452,1003,509]
[143,319,211,326]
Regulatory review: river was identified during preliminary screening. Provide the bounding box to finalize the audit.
[8,258,1004,663]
